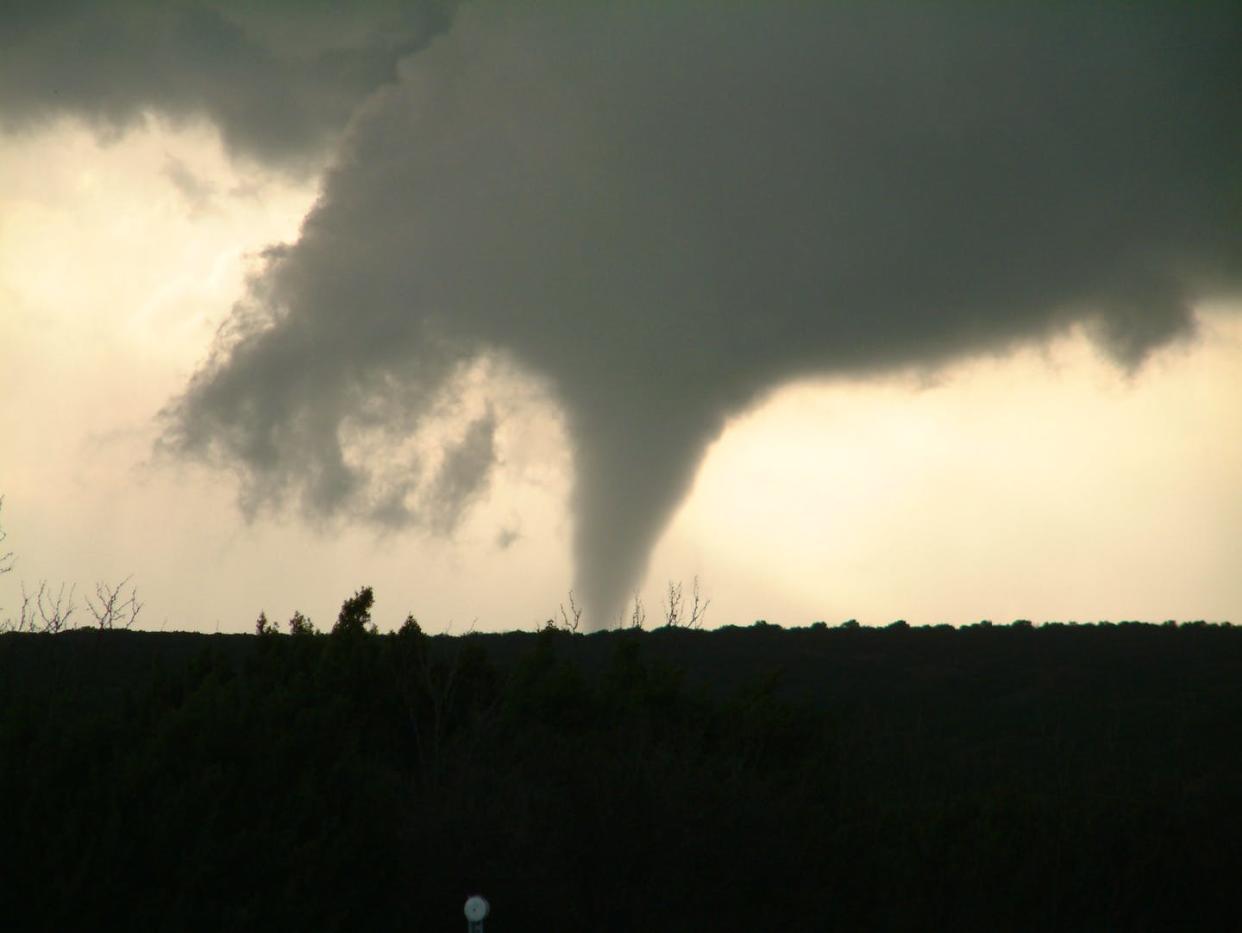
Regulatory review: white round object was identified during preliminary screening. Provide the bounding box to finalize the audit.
[464,895,490,922]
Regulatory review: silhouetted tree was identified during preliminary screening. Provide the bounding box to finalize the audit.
[396,612,421,637]
[287,610,316,636]
[333,586,375,636]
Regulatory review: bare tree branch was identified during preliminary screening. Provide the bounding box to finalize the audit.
[11,582,36,633]
[558,590,582,633]
[3,580,78,634]
[687,575,710,630]
[663,580,683,628]
[36,580,78,633]
[0,497,142,634]
[626,593,646,630]
[0,497,14,628]
[662,577,710,629]
[86,576,143,630]
[0,495,13,578]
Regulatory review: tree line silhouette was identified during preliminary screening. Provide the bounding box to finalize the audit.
[1,589,1240,930]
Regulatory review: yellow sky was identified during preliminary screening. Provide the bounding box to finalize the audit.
[2,120,1239,630]
[669,313,1242,625]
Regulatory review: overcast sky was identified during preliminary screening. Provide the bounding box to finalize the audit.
[2,1,1239,632]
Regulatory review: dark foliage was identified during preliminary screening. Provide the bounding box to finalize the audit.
[332,587,375,637]
[1,616,1241,930]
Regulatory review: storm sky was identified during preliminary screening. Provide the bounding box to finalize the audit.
[2,2,1240,630]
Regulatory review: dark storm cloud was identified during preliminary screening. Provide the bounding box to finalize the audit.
[0,0,454,169]
[424,407,498,535]
[153,3,1241,625]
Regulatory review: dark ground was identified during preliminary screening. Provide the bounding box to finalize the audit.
[1,616,1239,931]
